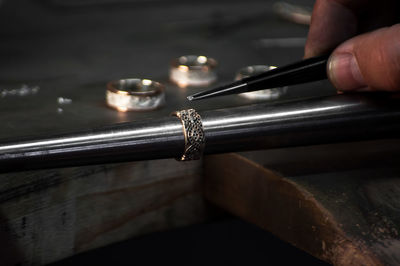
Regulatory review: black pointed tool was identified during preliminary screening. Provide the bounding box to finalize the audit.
[187,54,329,101]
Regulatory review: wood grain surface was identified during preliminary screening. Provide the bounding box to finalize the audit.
[0,159,209,265]
[204,140,400,265]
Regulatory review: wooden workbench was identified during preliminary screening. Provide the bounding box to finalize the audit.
[205,140,400,265]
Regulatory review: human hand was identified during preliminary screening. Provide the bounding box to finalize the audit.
[305,0,400,92]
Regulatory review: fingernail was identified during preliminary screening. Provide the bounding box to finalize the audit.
[328,53,366,91]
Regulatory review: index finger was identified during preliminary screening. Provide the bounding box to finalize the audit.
[304,0,359,58]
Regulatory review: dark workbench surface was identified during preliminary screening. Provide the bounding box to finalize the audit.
[0,0,332,138]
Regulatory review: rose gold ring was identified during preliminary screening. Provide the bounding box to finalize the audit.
[171,109,205,161]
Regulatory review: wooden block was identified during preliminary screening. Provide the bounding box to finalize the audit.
[0,159,209,265]
[204,140,400,265]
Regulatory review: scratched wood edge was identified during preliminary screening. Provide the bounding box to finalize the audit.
[0,159,211,266]
[203,153,382,266]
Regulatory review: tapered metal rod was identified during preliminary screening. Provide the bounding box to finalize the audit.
[0,94,400,173]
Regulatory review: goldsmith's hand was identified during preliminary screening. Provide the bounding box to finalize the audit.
[305,0,400,92]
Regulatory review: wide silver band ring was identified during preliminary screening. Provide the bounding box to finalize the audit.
[172,109,205,161]
[106,78,165,112]
[170,55,217,88]
[235,65,287,100]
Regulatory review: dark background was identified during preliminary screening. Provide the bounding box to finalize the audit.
[51,218,328,266]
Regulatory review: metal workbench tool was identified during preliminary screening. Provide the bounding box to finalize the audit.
[0,94,399,173]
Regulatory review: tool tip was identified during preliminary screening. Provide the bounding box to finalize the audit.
[187,95,194,101]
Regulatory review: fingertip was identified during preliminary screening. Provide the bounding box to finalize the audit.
[327,52,366,91]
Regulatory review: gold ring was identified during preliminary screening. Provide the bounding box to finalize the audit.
[106,78,165,112]
[170,55,217,88]
[172,109,205,161]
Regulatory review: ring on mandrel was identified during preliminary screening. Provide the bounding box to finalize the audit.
[106,78,165,112]
[170,55,217,88]
[172,109,205,161]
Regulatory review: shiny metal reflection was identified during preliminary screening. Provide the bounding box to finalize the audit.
[0,94,399,172]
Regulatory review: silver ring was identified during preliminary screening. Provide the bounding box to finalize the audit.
[106,78,165,112]
[235,65,288,100]
[170,55,217,88]
[172,109,205,161]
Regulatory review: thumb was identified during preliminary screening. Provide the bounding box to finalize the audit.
[327,24,400,92]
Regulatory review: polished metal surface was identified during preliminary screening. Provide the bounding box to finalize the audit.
[0,94,399,172]
[0,117,184,172]
[202,94,400,153]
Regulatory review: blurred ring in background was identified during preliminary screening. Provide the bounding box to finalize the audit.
[170,55,217,88]
[235,65,287,100]
[106,78,165,112]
